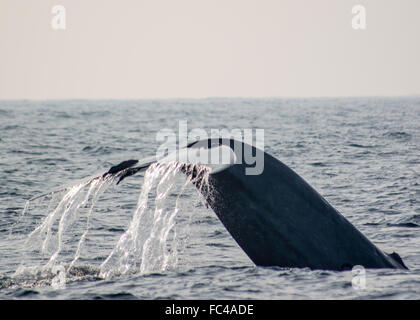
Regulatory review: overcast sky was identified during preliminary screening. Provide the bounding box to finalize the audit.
[0,0,419,99]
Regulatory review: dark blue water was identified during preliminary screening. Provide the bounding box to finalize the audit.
[0,97,419,299]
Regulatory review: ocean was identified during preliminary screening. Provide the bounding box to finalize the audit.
[0,97,419,299]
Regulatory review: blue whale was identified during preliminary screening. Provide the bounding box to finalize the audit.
[110,138,408,271]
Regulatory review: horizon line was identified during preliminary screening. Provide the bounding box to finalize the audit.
[1,94,420,102]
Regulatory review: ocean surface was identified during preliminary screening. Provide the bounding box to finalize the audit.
[0,97,419,299]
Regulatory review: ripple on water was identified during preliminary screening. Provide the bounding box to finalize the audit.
[0,98,419,299]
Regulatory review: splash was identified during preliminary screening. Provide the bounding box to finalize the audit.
[99,162,201,278]
[12,175,115,285]
[10,159,212,287]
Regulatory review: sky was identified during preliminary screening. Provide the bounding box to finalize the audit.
[0,0,419,99]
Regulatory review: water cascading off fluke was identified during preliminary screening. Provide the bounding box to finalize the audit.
[12,159,206,287]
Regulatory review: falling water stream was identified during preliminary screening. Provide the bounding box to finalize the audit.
[100,162,193,278]
[7,161,210,289]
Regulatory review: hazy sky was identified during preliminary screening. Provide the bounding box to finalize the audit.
[0,0,419,99]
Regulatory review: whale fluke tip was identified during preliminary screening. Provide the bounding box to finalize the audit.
[103,160,139,178]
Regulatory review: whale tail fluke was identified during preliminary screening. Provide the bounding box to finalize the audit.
[103,159,139,178]
[101,139,410,271]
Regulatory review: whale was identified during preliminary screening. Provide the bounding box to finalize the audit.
[107,138,408,271]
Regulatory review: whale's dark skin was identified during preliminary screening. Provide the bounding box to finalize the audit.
[112,138,408,271]
[103,159,139,178]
